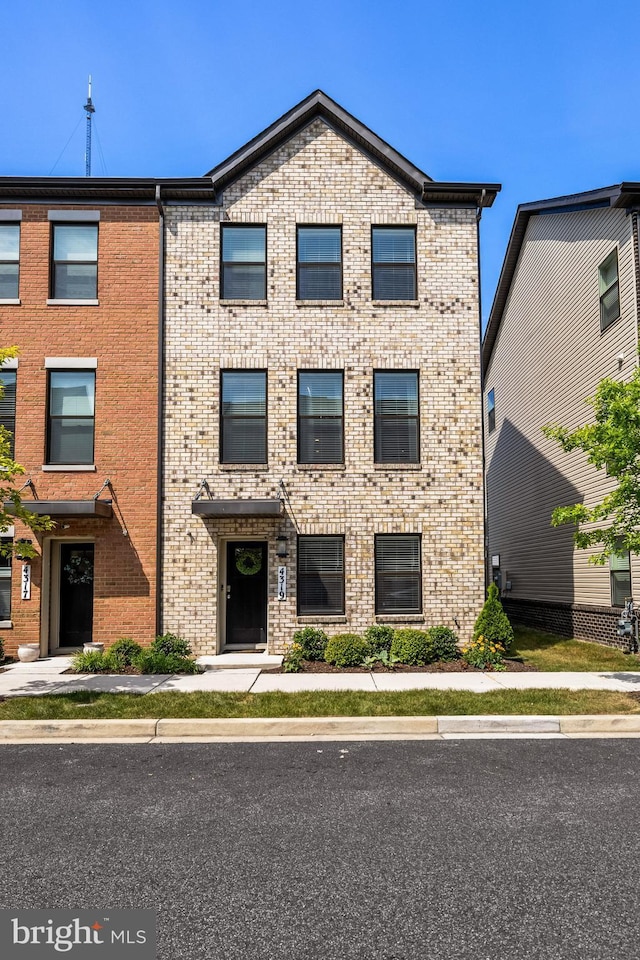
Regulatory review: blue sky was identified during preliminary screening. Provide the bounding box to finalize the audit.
[2,0,639,324]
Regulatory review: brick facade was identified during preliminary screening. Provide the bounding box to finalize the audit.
[161,116,489,654]
[0,201,159,656]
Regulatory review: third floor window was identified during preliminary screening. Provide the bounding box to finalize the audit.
[51,224,98,300]
[297,226,342,299]
[0,224,19,299]
[221,225,266,300]
[372,226,416,300]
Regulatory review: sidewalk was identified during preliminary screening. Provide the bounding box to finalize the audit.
[2,656,640,698]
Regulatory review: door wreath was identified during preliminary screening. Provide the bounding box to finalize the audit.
[63,553,94,585]
[235,547,262,576]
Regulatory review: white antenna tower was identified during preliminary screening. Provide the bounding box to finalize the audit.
[83,76,95,177]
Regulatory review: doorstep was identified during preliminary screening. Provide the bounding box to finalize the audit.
[196,653,283,671]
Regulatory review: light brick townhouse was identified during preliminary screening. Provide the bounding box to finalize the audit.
[0,176,212,656]
[160,91,500,654]
[483,183,640,646]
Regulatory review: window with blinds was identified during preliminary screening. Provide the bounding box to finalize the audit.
[375,534,422,614]
[220,371,267,463]
[298,371,343,464]
[47,370,95,464]
[0,370,16,457]
[221,225,266,300]
[599,249,620,331]
[51,224,98,299]
[610,547,631,607]
[297,536,345,615]
[372,227,416,300]
[0,537,11,621]
[0,224,19,299]
[374,371,419,463]
[297,226,342,299]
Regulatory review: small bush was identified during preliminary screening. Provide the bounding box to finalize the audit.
[324,633,371,667]
[390,629,436,666]
[283,642,305,673]
[362,649,402,670]
[473,583,514,651]
[427,626,460,662]
[0,635,4,662]
[135,650,202,675]
[151,632,192,658]
[462,635,506,671]
[291,627,328,662]
[70,651,110,674]
[363,625,395,654]
[107,636,142,668]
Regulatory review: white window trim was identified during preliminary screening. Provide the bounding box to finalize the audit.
[0,211,22,221]
[45,357,98,369]
[47,210,100,221]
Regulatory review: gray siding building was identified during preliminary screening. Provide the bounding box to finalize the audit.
[483,184,640,644]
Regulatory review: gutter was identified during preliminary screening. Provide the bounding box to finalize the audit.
[475,190,489,591]
[155,185,165,637]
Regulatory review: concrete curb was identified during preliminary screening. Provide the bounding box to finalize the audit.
[1,715,640,740]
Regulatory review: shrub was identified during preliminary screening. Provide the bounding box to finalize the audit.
[0,635,4,662]
[462,635,506,671]
[362,649,402,670]
[151,632,192,658]
[427,626,460,662]
[364,625,395,654]
[107,636,142,668]
[390,629,436,666]
[324,633,371,667]
[70,651,110,674]
[473,583,514,651]
[283,642,305,673]
[135,650,202,674]
[291,626,328,661]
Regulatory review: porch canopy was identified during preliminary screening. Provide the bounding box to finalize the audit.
[5,499,113,519]
[192,498,283,517]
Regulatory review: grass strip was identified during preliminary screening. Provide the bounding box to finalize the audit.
[0,688,638,720]
[512,626,640,672]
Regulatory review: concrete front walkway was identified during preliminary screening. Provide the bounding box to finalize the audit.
[1,656,640,698]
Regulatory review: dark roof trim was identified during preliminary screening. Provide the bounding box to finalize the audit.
[205,90,499,206]
[5,499,113,518]
[0,177,216,204]
[192,499,283,518]
[483,183,640,373]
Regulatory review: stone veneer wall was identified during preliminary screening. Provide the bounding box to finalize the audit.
[162,119,485,654]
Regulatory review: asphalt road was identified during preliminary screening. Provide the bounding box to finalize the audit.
[1,740,639,959]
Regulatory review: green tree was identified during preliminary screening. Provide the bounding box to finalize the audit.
[543,367,640,564]
[473,583,514,650]
[0,347,53,557]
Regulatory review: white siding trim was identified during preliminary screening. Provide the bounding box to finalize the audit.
[44,357,98,369]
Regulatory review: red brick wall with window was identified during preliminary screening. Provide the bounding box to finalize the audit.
[0,203,159,655]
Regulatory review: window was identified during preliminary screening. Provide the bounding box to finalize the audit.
[0,538,11,621]
[298,371,343,464]
[372,227,416,300]
[610,548,631,607]
[47,370,95,464]
[375,534,422,614]
[374,371,419,463]
[220,371,267,463]
[487,388,495,433]
[297,536,344,615]
[599,249,620,331]
[221,225,266,299]
[51,224,98,299]
[297,226,342,299]
[0,369,16,457]
[0,224,19,299]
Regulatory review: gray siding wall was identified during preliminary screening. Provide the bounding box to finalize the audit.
[485,206,638,608]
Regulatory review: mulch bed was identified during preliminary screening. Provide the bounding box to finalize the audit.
[263,659,538,674]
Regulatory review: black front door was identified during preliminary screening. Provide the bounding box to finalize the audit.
[225,541,268,646]
[58,542,94,647]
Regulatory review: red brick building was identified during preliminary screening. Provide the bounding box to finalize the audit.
[0,178,212,656]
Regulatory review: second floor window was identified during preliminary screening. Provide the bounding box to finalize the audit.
[51,224,98,300]
[0,370,16,457]
[0,224,19,299]
[221,225,266,300]
[374,371,419,463]
[298,371,344,464]
[372,226,416,300]
[297,226,342,299]
[47,370,95,464]
[487,388,495,433]
[599,249,620,331]
[220,371,267,463]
